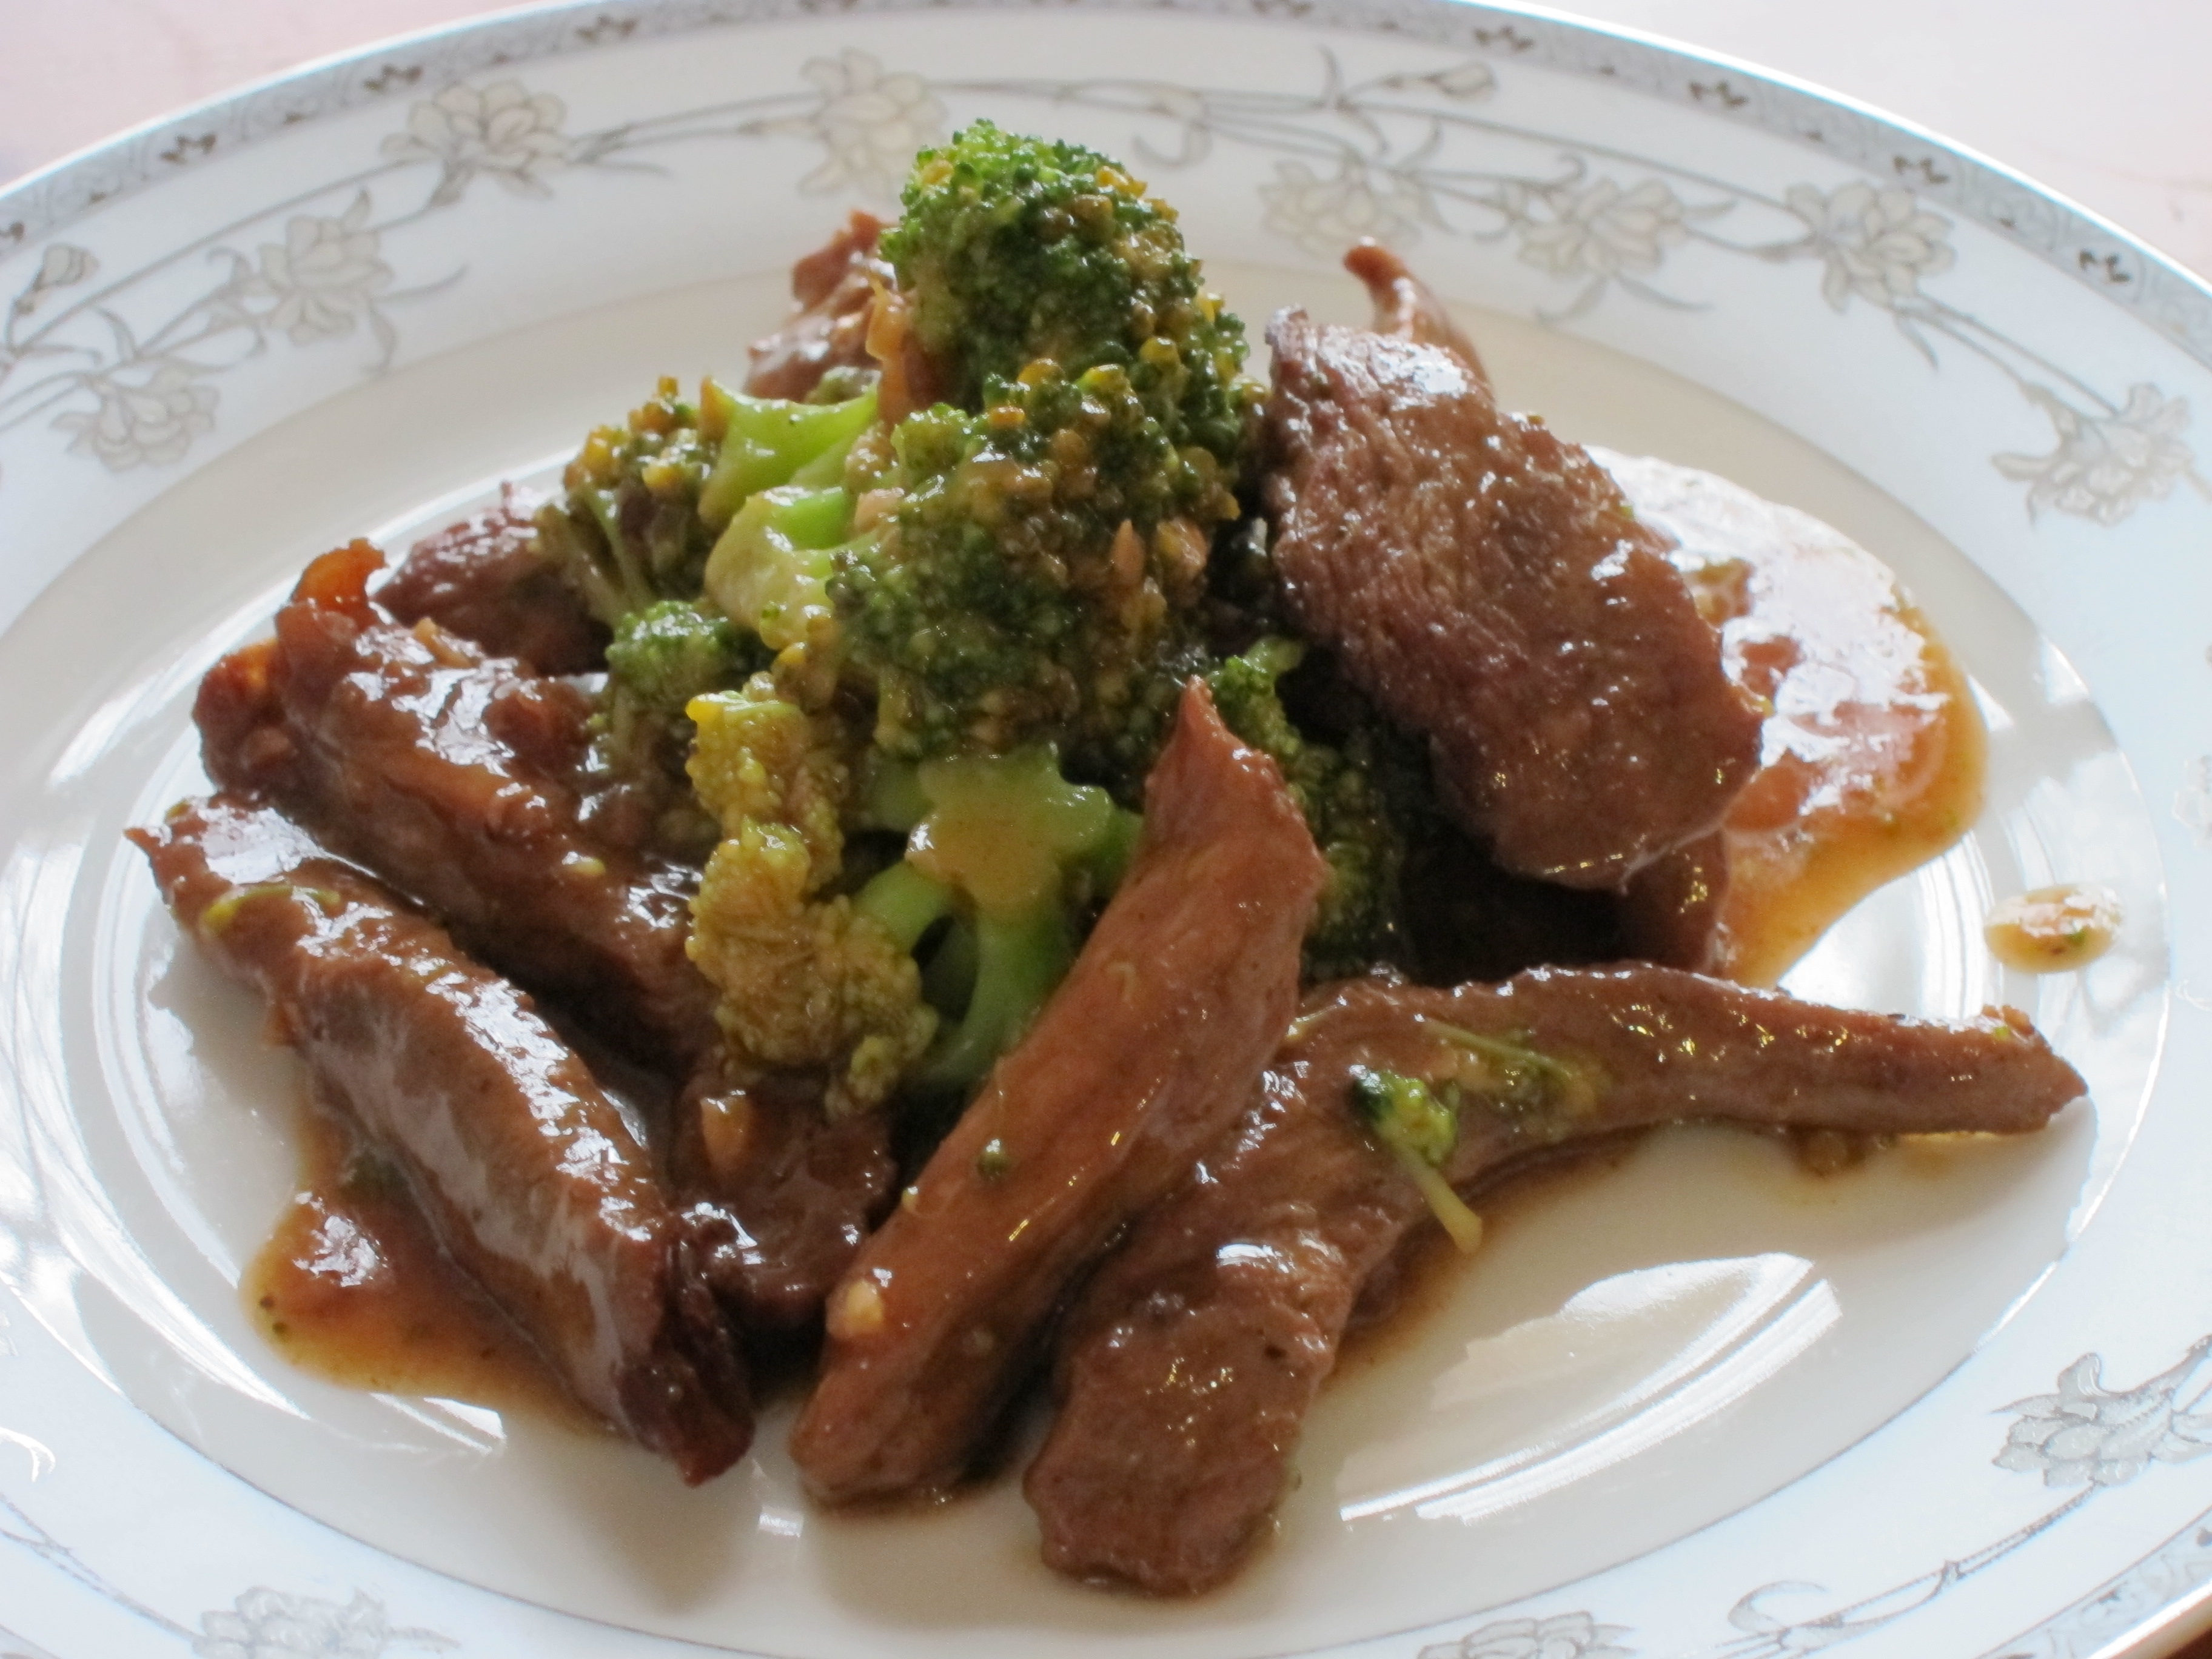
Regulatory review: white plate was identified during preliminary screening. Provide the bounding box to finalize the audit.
[2,4,2210,1656]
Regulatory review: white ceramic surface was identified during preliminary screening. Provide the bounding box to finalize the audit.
[2,5,2209,1657]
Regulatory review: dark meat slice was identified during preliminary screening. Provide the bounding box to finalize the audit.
[1400,818,1624,984]
[788,682,1329,1501]
[1261,310,1764,889]
[743,211,893,401]
[377,484,606,676]
[1615,829,1731,972]
[132,796,751,1482]
[196,541,716,1069]
[674,1070,897,1330]
[1342,241,1487,380]
[1027,965,2083,1593]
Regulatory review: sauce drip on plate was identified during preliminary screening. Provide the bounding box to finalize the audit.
[1595,450,1989,986]
[1985,882,2122,973]
[244,1098,587,1425]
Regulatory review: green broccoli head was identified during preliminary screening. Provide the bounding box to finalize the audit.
[832,360,1226,791]
[583,600,767,858]
[1206,638,1410,978]
[538,377,881,632]
[883,121,1258,464]
[1349,1066,1459,1167]
[606,599,765,717]
[534,378,719,625]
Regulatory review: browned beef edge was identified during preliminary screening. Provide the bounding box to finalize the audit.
[1261,311,1763,890]
[195,541,716,1071]
[133,794,751,1482]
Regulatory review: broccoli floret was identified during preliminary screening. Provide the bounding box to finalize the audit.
[606,599,763,716]
[685,677,936,1115]
[534,377,719,626]
[884,121,1258,468]
[1207,638,1408,977]
[1349,1067,1485,1252]
[833,361,1225,788]
[586,600,766,855]
[537,377,881,629]
[833,125,1261,791]
[853,745,1138,1092]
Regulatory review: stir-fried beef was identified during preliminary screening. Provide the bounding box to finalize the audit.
[789,682,1328,1501]
[1615,830,1731,972]
[133,796,751,1482]
[1343,241,1487,380]
[675,1069,898,1330]
[1399,820,1625,982]
[743,211,893,401]
[1028,965,2084,1593]
[377,484,606,675]
[195,541,716,1070]
[1261,310,1763,890]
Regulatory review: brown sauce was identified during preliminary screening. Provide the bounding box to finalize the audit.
[1986,882,2122,973]
[243,1096,586,1426]
[241,457,1989,1429]
[1594,450,1988,985]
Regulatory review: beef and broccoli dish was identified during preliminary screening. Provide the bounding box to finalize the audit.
[132,122,2086,1595]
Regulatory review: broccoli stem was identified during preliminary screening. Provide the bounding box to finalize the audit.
[914,903,1073,1091]
[697,382,878,530]
[921,913,979,1010]
[1400,1158,1485,1253]
[1349,1065,1486,1253]
[854,859,956,952]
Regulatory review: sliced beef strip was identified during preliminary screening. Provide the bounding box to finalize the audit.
[377,484,606,675]
[195,541,717,1071]
[788,681,1329,1501]
[674,1068,898,1330]
[132,796,751,1483]
[743,210,893,401]
[1342,241,1487,380]
[1027,965,2084,1594]
[1261,310,1764,890]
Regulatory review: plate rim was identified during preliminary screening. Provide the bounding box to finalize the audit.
[2,3,2209,1658]
[3,0,2209,373]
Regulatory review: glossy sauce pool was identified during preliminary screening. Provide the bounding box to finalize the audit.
[1595,449,1989,988]
[244,1094,591,1427]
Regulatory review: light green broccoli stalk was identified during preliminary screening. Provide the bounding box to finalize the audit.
[695,381,880,529]
[1349,1067,1486,1253]
[853,744,1138,1093]
[537,377,881,634]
